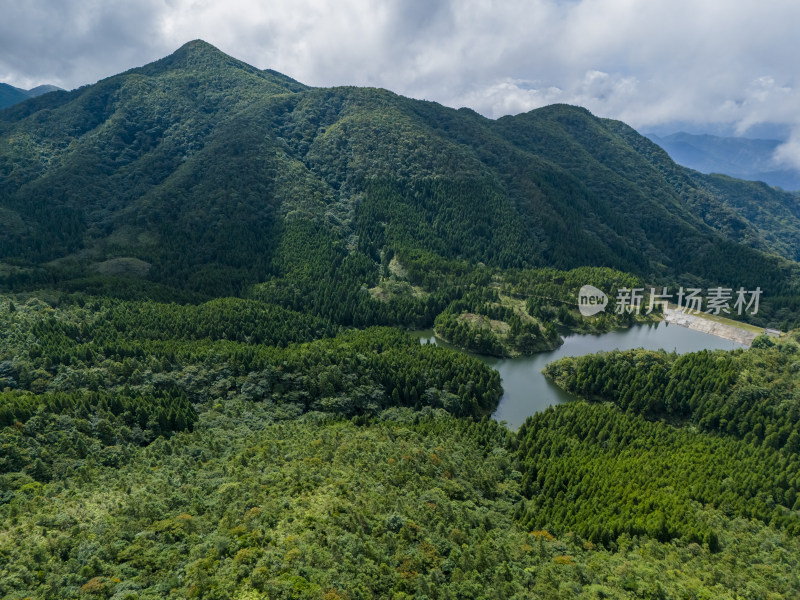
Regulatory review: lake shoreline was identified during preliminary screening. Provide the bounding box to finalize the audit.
[662,307,758,347]
[414,323,744,430]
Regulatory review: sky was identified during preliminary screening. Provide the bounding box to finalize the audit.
[2,0,799,165]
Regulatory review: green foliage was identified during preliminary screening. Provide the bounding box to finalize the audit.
[3,410,800,599]
[0,388,195,481]
[517,402,800,546]
[0,295,500,420]
[751,333,776,349]
[0,42,798,328]
[699,173,800,262]
[433,288,561,357]
[2,40,800,598]
[355,177,539,269]
[1,294,800,597]
[544,338,800,452]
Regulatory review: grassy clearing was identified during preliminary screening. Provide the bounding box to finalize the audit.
[368,279,428,302]
[459,312,511,335]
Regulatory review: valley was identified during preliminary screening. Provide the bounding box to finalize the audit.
[1,41,800,599]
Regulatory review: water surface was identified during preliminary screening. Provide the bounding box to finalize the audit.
[415,322,744,430]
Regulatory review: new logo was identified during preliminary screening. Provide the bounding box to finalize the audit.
[578,285,608,317]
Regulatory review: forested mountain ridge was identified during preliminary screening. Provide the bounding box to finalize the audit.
[4,39,800,599]
[1,40,799,318]
[612,122,800,263]
[646,131,800,191]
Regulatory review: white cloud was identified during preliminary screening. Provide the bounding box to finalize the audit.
[774,130,800,170]
[457,79,564,118]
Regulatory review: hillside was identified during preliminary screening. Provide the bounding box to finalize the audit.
[647,131,800,191]
[0,293,798,597]
[4,38,800,600]
[0,40,799,328]
[0,84,30,110]
[2,292,800,598]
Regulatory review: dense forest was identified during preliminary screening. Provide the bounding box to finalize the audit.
[543,335,800,451]
[0,293,799,598]
[1,41,800,328]
[3,40,800,598]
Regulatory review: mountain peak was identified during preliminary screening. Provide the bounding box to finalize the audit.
[131,40,307,92]
[132,39,250,78]
[27,84,62,97]
[164,39,239,68]
[173,39,225,58]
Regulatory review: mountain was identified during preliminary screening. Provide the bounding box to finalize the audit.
[26,84,62,97]
[0,40,798,320]
[0,84,31,109]
[2,41,800,599]
[647,131,800,191]
[0,82,62,109]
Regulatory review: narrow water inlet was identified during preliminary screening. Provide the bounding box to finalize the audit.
[415,321,745,430]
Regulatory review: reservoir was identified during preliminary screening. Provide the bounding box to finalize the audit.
[416,321,745,430]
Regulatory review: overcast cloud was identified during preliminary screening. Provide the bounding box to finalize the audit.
[2,0,799,165]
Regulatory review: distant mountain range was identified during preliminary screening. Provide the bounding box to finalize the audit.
[0,82,62,109]
[646,131,800,191]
